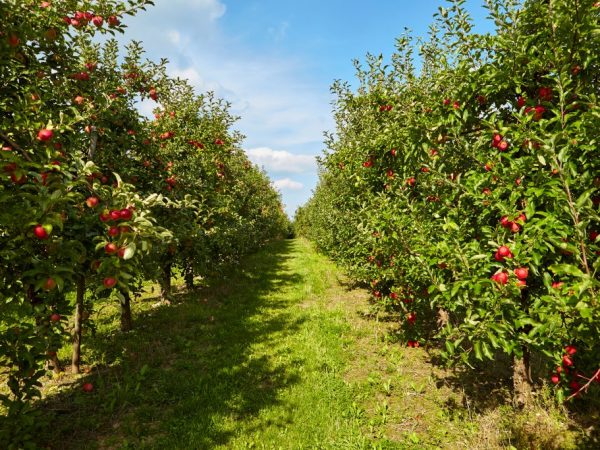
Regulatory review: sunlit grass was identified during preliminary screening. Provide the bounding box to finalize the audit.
[30,239,591,449]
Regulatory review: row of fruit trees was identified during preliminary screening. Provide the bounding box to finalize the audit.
[296,0,599,407]
[0,0,289,445]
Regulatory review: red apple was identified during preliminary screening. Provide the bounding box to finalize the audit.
[8,34,20,47]
[406,177,416,187]
[492,272,508,285]
[492,134,503,147]
[104,243,118,254]
[103,277,117,288]
[538,87,552,102]
[86,196,99,208]
[33,224,49,240]
[107,15,120,27]
[562,355,574,367]
[37,128,53,142]
[497,246,512,258]
[110,210,121,220]
[43,277,57,290]
[50,313,61,322]
[362,160,373,168]
[550,374,560,384]
[514,267,528,280]
[82,382,94,393]
[92,15,103,27]
[108,226,120,237]
[117,247,127,258]
[565,345,577,355]
[11,172,27,184]
[119,208,132,220]
[531,105,545,120]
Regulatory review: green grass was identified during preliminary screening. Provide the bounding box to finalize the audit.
[37,239,369,449]
[32,239,595,449]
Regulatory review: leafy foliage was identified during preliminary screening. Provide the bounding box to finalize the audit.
[0,1,288,446]
[296,0,600,404]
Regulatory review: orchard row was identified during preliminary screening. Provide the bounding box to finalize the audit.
[296,0,599,406]
[0,0,288,445]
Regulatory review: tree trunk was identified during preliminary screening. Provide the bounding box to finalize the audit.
[120,290,133,332]
[160,261,172,300]
[71,276,85,374]
[513,288,533,408]
[184,261,194,289]
[513,347,533,408]
[27,285,63,374]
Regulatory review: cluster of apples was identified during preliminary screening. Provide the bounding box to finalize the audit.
[62,10,120,29]
[548,345,596,396]
[491,245,529,287]
[500,213,526,234]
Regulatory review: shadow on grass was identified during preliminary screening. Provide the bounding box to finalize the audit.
[371,306,600,449]
[36,239,305,449]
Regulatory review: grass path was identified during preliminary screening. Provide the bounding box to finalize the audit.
[38,239,585,449]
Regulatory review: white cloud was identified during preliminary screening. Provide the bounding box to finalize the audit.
[167,30,181,45]
[273,178,304,190]
[114,1,332,216]
[245,147,316,174]
[201,0,227,21]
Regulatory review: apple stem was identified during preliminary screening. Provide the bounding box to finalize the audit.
[566,368,600,402]
[0,131,33,162]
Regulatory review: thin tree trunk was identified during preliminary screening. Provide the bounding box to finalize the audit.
[513,288,533,408]
[47,353,62,375]
[184,261,194,289]
[27,285,63,374]
[513,348,532,408]
[161,261,172,300]
[120,290,133,331]
[71,276,85,374]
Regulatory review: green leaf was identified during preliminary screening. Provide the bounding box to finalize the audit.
[122,244,136,260]
[473,341,482,361]
[548,264,584,278]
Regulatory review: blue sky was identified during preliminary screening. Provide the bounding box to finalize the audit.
[119,0,494,217]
